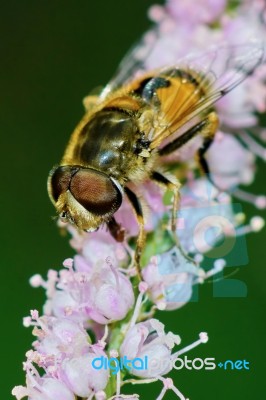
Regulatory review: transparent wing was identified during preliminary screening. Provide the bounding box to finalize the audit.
[100,30,160,99]
[147,41,265,148]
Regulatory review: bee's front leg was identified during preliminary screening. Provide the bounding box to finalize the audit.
[124,187,146,279]
[107,217,126,242]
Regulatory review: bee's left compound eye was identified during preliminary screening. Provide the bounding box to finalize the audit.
[69,168,123,216]
[48,166,78,202]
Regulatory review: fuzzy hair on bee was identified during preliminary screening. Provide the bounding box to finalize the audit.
[47,40,264,270]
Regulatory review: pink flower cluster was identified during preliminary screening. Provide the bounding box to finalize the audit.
[12,256,209,400]
[49,255,134,326]
[13,1,265,399]
[16,311,109,400]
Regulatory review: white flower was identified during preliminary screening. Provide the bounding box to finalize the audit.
[143,247,199,310]
[60,349,109,397]
[120,319,180,378]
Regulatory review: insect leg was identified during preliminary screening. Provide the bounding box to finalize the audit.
[124,187,146,277]
[159,112,219,171]
[150,170,196,263]
[159,120,207,156]
[150,171,181,232]
[195,112,219,177]
[107,217,126,242]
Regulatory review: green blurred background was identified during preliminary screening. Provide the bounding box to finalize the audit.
[0,1,265,399]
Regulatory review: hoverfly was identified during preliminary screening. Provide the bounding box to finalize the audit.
[47,39,264,269]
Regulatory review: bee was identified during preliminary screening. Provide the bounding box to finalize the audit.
[47,41,263,268]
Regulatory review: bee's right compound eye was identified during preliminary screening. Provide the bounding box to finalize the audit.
[69,168,122,216]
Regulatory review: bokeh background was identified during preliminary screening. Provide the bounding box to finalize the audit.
[1,1,265,399]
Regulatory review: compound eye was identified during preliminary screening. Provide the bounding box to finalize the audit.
[70,169,122,215]
[48,166,76,202]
